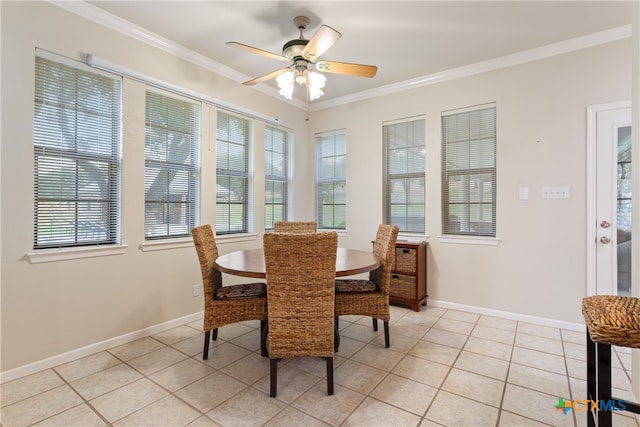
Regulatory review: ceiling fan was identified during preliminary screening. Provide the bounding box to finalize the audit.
[226,16,377,100]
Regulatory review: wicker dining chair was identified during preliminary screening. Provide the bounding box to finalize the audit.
[191,224,268,360]
[273,221,317,234]
[334,224,399,349]
[263,231,338,397]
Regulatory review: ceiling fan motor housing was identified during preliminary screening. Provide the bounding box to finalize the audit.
[282,39,309,60]
[282,16,312,60]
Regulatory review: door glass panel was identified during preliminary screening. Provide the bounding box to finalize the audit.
[617,126,632,296]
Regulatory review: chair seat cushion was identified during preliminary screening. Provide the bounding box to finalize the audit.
[335,279,377,293]
[216,283,266,300]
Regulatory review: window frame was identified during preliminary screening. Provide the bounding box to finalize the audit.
[383,116,426,234]
[33,54,122,250]
[144,88,201,240]
[441,103,497,238]
[315,130,347,230]
[215,111,252,235]
[264,125,291,230]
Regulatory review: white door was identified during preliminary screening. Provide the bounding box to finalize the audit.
[588,103,632,295]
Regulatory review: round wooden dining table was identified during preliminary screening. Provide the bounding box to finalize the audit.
[215,247,382,279]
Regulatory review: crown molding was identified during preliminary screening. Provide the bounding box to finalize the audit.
[50,1,630,113]
[309,24,632,111]
[49,0,309,110]
[50,1,236,79]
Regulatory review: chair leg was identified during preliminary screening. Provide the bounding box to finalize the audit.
[383,321,390,348]
[270,359,278,397]
[334,317,340,352]
[586,330,596,427]
[261,321,269,357]
[203,330,211,360]
[372,318,378,331]
[212,328,218,340]
[597,341,612,427]
[326,357,334,395]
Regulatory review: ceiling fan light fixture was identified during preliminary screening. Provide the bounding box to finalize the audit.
[276,67,326,101]
[276,70,295,99]
[307,71,326,100]
[295,69,308,85]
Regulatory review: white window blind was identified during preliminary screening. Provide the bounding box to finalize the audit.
[383,117,426,233]
[33,55,121,249]
[264,125,290,230]
[144,90,200,239]
[216,112,250,234]
[442,104,497,237]
[315,131,346,229]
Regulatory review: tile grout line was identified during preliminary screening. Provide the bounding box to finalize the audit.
[6,309,638,427]
[420,309,481,425]
[493,318,518,427]
[50,357,114,427]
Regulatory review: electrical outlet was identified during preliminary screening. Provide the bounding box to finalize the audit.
[192,284,200,297]
[542,186,570,199]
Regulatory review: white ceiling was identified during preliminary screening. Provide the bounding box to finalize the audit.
[82,1,632,106]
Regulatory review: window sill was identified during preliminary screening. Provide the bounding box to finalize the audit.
[139,238,194,252]
[27,244,128,264]
[438,235,501,246]
[398,233,428,243]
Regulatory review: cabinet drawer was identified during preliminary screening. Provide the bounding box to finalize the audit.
[390,274,416,299]
[395,248,416,272]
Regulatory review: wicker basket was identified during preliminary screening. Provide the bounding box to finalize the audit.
[395,248,416,273]
[390,274,416,299]
[582,295,640,348]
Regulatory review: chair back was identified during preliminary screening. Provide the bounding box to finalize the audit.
[370,224,399,295]
[263,231,337,359]
[273,221,317,234]
[191,224,223,298]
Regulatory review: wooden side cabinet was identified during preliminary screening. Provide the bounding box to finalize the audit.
[389,241,428,311]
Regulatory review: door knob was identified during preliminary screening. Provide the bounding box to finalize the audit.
[600,236,611,244]
[600,220,611,229]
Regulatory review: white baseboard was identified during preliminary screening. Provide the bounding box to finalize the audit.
[0,311,203,384]
[1,301,586,384]
[428,299,585,332]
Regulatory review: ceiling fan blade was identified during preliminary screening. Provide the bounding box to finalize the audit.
[314,61,378,78]
[242,68,289,86]
[226,42,288,62]
[300,25,341,62]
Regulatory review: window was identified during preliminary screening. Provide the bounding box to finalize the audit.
[33,55,121,249]
[144,90,200,239]
[383,117,426,233]
[264,125,290,230]
[216,111,251,234]
[315,131,346,229]
[617,126,632,233]
[441,104,496,237]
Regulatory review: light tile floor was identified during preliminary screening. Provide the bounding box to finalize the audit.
[2,305,640,426]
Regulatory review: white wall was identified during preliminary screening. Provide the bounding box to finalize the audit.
[0,0,634,377]
[308,39,632,325]
[0,2,308,373]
